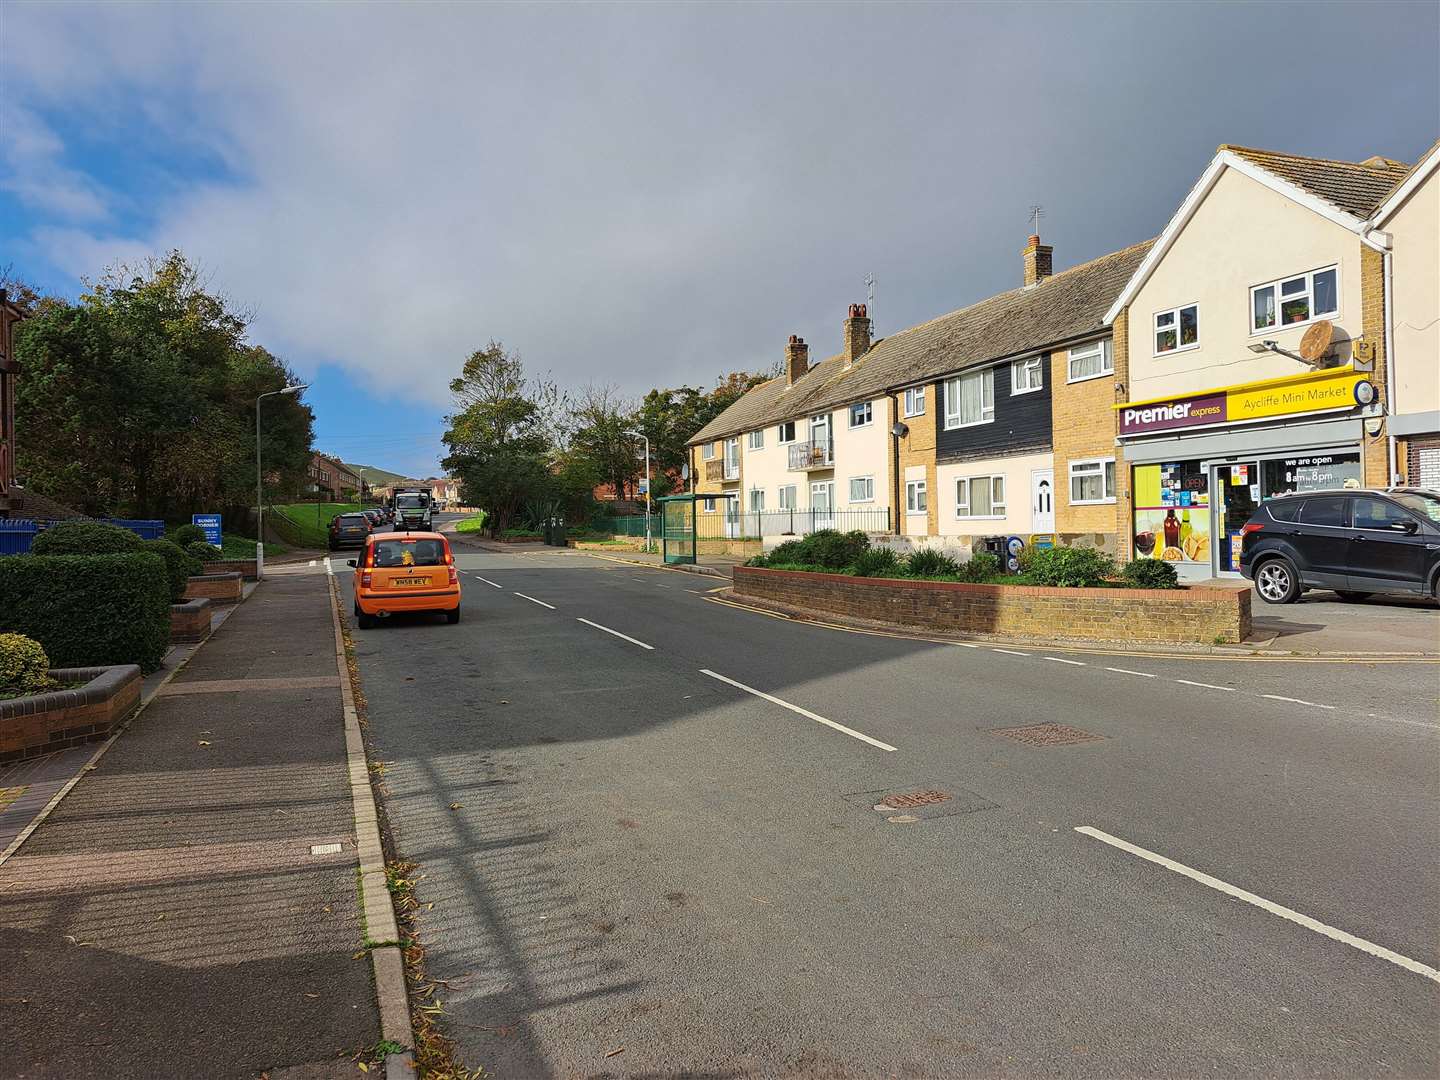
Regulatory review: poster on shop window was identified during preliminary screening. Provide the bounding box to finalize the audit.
[1132,462,1210,563]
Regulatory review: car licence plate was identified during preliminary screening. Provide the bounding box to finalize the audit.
[390,576,429,586]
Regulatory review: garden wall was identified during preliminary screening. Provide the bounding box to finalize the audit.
[0,665,142,764]
[732,566,1250,644]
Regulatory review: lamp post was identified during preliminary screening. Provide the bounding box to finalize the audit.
[256,383,308,580]
[625,429,652,551]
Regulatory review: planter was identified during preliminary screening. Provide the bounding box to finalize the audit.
[0,665,143,764]
[183,572,243,604]
[169,598,212,643]
[202,558,258,581]
[733,566,1251,645]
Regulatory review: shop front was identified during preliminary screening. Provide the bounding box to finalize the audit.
[1116,366,1377,579]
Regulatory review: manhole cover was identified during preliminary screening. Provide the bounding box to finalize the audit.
[991,722,1106,747]
[841,783,996,821]
[881,790,952,809]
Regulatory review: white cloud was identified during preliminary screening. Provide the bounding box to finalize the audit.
[0,107,110,221]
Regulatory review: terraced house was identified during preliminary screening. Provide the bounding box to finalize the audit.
[687,235,1152,556]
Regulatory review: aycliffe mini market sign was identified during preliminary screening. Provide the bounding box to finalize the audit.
[1116,366,1371,437]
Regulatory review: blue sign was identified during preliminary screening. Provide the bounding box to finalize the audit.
[193,514,222,546]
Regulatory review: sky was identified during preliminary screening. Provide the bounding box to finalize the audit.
[3,1,1437,478]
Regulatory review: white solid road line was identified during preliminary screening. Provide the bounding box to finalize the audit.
[1176,679,1236,691]
[955,642,981,648]
[654,583,672,589]
[472,575,503,589]
[1074,826,1440,985]
[1106,667,1156,678]
[1045,656,1086,666]
[1263,694,1336,709]
[699,669,897,753]
[992,648,1029,657]
[323,556,333,577]
[513,592,556,610]
[577,617,655,650]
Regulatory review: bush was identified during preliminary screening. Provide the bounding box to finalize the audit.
[851,546,901,577]
[0,633,51,694]
[957,551,1001,582]
[30,520,141,556]
[1024,546,1115,588]
[0,553,171,672]
[186,541,224,562]
[1121,558,1180,590]
[744,554,769,568]
[904,548,961,578]
[170,523,207,547]
[766,540,806,566]
[799,530,871,570]
[140,539,204,601]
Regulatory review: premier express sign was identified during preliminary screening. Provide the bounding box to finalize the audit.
[1117,367,1370,437]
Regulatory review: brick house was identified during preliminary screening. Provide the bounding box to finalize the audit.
[307,453,362,501]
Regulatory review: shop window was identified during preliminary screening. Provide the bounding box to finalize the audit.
[1011,357,1043,394]
[1131,461,1210,563]
[1154,305,1199,355]
[1251,266,1338,332]
[1067,339,1113,382]
[955,475,1006,518]
[1069,459,1116,504]
[1260,453,1361,498]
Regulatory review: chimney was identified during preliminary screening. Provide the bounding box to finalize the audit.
[785,334,809,386]
[1022,234,1053,287]
[843,303,872,367]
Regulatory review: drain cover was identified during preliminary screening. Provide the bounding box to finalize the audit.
[991,722,1105,747]
[881,790,952,809]
[842,784,996,821]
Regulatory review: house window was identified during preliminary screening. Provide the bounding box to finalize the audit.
[942,368,995,429]
[748,488,765,512]
[955,475,1006,518]
[903,386,926,416]
[702,497,717,513]
[906,479,927,515]
[1251,265,1338,332]
[701,443,716,460]
[1067,339,1113,382]
[724,438,740,479]
[1154,305,1200,355]
[1069,458,1117,504]
[1011,356,1044,394]
[849,476,874,503]
[848,401,873,428]
[747,430,764,450]
[777,420,796,443]
[778,484,797,509]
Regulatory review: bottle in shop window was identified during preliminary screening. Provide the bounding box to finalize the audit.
[1163,508,1181,552]
[1179,510,1193,547]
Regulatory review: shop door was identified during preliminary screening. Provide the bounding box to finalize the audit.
[1211,462,1259,575]
[1030,470,1054,533]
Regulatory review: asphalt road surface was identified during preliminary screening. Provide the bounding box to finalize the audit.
[341,541,1440,1079]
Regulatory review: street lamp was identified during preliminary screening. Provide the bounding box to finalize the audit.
[256,383,308,579]
[624,429,652,552]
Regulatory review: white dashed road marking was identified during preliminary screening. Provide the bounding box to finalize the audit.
[1106,667,1156,678]
[1263,694,1336,709]
[992,649,1028,657]
[1176,679,1236,691]
[514,592,556,610]
[576,618,654,650]
[1045,656,1086,666]
[472,575,503,589]
[699,669,897,753]
[1075,826,1440,985]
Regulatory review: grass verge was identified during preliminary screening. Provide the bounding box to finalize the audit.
[453,512,488,535]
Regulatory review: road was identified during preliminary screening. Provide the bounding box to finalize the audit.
[341,529,1440,1078]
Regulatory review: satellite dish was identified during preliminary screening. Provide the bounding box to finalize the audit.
[1299,320,1334,365]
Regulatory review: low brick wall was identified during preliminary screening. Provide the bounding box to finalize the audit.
[733,566,1251,644]
[0,665,143,764]
[169,598,212,643]
[203,558,258,581]
[183,572,243,604]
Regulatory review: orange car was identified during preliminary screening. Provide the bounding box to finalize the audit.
[349,532,461,628]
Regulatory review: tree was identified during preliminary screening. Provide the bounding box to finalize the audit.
[631,371,773,485]
[568,385,640,500]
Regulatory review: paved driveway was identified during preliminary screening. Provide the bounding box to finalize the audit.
[1248,588,1439,654]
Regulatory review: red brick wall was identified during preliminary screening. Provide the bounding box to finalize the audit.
[733,566,1250,644]
[203,559,258,581]
[0,667,142,763]
[169,600,212,643]
[183,574,243,603]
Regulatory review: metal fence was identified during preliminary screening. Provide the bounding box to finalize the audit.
[695,506,891,540]
[103,518,166,540]
[0,516,168,554]
[591,514,651,537]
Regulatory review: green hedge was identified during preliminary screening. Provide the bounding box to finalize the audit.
[0,553,171,672]
[140,539,203,601]
[30,520,142,556]
[170,523,207,547]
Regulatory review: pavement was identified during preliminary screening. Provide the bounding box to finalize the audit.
[0,574,382,1079]
[343,543,1440,1078]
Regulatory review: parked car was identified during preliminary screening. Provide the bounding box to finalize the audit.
[328,512,373,551]
[1239,488,1440,604]
[348,531,460,628]
[362,509,387,532]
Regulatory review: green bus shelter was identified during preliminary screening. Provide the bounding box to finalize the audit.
[658,494,697,565]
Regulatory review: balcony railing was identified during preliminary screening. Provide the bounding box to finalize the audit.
[788,438,834,470]
[704,459,725,482]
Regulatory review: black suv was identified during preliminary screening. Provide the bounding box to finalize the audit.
[1239,488,1440,604]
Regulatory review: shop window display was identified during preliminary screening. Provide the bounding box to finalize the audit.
[1132,461,1210,564]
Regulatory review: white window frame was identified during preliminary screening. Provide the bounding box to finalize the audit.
[700,442,716,460]
[748,487,764,512]
[747,430,764,450]
[702,496,717,513]
[903,386,926,417]
[942,368,995,430]
[848,400,873,428]
[954,474,1007,519]
[723,437,740,479]
[905,479,927,515]
[1068,457,1117,505]
[777,484,797,509]
[777,420,797,443]
[1011,356,1044,395]
[1153,304,1200,356]
[848,475,875,503]
[1066,338,1113,383]
[1249,264,1339,335]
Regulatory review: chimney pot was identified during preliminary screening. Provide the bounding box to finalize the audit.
[843,302,872,367]
[1022,233,1053,287]
[785,334,810,387]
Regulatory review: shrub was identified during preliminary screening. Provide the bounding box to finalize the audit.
[766,540,806,566]
[799,529,871,570]
[1014,545,1039,575]
[957,551,1001,582]
[170,523,207,547]
[743,554,769,568]
[904,548,961,578]
[30,520,141,556]
[0,553,171,672]
[851,546,901,577]
[1024,546,1115,588]
[186,541,224,562]
[0,633,51,694]
[140,539,204,601]
[1121,558,1180,590]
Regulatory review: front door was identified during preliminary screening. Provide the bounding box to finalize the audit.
[1211,462,1259,575]
[811,481,835,531]
[723,497,740,539]
[1030,470,1055,533]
